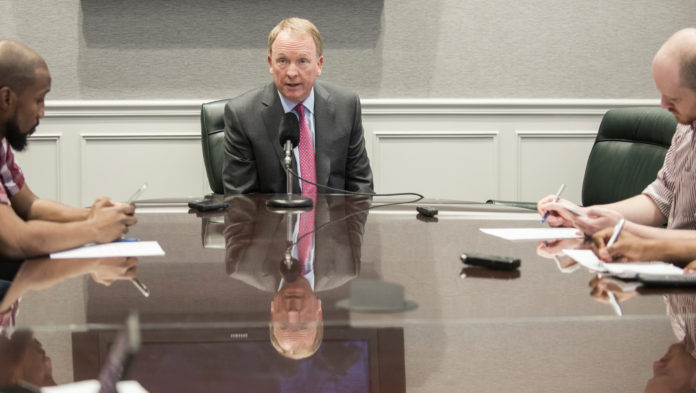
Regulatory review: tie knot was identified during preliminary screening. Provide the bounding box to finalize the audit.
[294,103,305,118]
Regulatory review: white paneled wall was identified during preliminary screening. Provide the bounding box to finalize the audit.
[14,99,660,207]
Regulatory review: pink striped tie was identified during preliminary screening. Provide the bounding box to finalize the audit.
[297,199,315,274]
[294,104,317,195]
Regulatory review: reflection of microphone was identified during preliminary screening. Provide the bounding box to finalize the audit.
[280,247,302,283]
[267,113,313,209]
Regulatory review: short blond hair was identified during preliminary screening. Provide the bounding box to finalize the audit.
[268,18,323,58]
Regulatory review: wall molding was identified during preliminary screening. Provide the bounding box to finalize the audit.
[373,130,499,139]
[515,130,599,139]
[44,98,662,118]
[80,132,200,141]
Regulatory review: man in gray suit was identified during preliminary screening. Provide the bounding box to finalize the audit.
[223,17,373,195]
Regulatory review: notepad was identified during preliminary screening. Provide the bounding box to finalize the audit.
[480,227,583,240]
[50,241,165,259]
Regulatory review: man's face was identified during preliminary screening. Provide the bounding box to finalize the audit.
[270,277,322,353]
[644,343,696,392]
[268,30,323,104]
[19,334,54,386]
[5,66,51,151]
[653,56,696,125]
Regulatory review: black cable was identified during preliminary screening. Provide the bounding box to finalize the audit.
[284,167,425,249]
[286,167,425,200]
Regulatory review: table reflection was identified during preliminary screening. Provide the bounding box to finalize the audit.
[4,195,693,392]
[0,328,55,388]
[72,195,405,392]
[224,194,370,358]
[646,295,696,392]
[587,276,696,391]
[0,256,138,391]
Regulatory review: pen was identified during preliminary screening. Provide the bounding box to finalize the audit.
[598,273,623,317]
[121,183,147,241]
[115,237,139,242]
[606,218,625,248]
[126,183,148,204]
[606,291,623,316]
[541,184,566,224]
[131,277,150,298]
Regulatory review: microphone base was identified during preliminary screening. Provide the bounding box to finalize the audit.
[266,194,314,212]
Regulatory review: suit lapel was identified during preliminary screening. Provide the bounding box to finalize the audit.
[313,83,335,188]
[261,83,300,192]
[261,83,285,166]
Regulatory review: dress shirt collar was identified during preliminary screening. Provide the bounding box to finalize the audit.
[277,88,315,116]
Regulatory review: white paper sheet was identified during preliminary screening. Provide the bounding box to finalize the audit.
[562,249,605,270]
[480,227,583,240]
[562,249,684,276]
[41,380,149,393]
[50,241,165,259]
[604,262,683,276]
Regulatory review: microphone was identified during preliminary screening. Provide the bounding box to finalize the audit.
[278,112,300,150]
[278,112,300,183]
[266,112,313,210]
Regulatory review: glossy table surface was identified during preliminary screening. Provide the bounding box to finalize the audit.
[1,194,692,392]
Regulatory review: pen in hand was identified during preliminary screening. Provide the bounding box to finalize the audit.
[126,183,148,204]
[120,183,147,240]
[606,218,625,248]
[541,184,566,224]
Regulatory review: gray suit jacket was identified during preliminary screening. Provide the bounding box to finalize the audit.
[222,81,374,194]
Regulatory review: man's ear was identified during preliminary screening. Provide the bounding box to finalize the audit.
[0,86,14,110]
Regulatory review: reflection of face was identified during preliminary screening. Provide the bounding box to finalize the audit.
[644,343,696,392]
[20,335,54,386]
[5,66,51,151]
[268,30,323,104]
[652,56,696,125]
[0,331,55,387]
[270,276,322,353]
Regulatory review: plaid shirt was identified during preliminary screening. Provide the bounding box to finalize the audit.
[643,121,696,229]
[0,299,19,338]
[0,138,25,205]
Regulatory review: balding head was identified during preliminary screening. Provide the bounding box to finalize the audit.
[0,40,51,149]
[654,28,696,92]
[0,40,48,95]
[652,28,696,125]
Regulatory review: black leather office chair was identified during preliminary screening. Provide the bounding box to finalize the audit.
[580,107,676,206]
[200,99,229,194]
[486,107,677,209]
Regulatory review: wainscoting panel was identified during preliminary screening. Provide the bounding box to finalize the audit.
[372,131,499,201]
[14,134,62,201]
[80,133,206,206]
[517,131,597,205]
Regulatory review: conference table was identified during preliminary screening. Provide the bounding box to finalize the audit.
[0,194,691,392]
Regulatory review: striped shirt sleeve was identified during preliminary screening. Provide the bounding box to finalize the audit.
[642,124,688,220]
